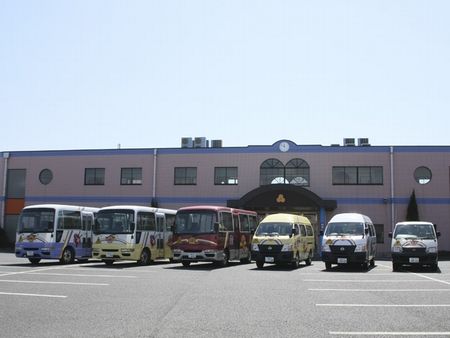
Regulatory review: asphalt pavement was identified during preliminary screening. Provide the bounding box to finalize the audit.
[1,253,450,337]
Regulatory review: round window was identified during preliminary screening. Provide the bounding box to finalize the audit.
[39,169,53,185]
[414,166,432,185]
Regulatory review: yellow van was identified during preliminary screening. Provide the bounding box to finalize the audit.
[251,213,315,269]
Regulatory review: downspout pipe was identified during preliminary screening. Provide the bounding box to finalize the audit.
[1,152,9,229]
[152,149,157,206]
[390,146,395,230]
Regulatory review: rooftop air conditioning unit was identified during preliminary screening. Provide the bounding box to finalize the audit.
[358,138,370,146]
[181,137,193,148]
[343,138,355,146]
[211,140,223,148]
[194,137,207,148]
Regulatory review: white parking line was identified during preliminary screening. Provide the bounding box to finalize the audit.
[0,291,66,298]
[0,279,108,286]
[29,272,137,278]
[330,331,450,336]
[310,288,450,292]
[304,279,434,283]
[317,304,450,307]
[411,272,450,286]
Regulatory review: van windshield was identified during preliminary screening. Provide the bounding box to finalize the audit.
[256,222,292,236]
[325,222,364,236]
[394,223,435,240]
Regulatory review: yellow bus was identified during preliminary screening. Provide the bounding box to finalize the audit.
[92,205,176,265]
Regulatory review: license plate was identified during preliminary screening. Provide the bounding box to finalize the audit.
[409,257,420,263]
[337,258,348,264]
[26,251,34,257]
[189,253,196,258]
[265,257,274,263]
[106,252,113,258]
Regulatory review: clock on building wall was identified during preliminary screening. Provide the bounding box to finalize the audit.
[279,141,290,152]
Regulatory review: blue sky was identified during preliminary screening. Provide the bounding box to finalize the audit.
[1,1,450,151]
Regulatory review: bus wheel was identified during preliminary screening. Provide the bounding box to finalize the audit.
[256,260,264,269]
[138,249,151,265]
[60,247,75,264]
[325,262,332,270]
[216,251,229,267]
[28,258,41,265]
[182,261,191,267]
[240,251,251,264]
[103,260,114,266]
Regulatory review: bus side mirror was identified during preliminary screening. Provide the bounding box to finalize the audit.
[214,222,220,233]
[388,232,393,238]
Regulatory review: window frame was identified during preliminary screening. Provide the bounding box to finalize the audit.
[121,167,142,185]
[214,167,238,185]
[174,167,197,185]
[332,166,383,185]
[84,168,105,186]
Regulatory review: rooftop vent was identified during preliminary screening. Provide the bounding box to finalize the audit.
[211,140,223,148]
[358,138,370,146]
[194,137,208,148]
[343,138,355,146]
[181,137,193,148]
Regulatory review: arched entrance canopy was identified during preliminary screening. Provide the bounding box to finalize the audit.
[227,185,337,212]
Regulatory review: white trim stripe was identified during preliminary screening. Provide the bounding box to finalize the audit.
[330,332,450,336]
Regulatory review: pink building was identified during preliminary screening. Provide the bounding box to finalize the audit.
[1,138,449,256]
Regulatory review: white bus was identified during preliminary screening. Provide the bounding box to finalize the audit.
[15,204,99,264]
[92,205,176,265]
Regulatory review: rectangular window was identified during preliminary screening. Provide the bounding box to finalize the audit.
[137,212,155,231]
[214,167,238,185]
[121,168,142,185]
[332,166,383,185]
[374,224,384,244]
[174,167,197,185]
[85,168,105,185]
[219,212,233,231]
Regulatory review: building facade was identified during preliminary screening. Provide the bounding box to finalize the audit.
[1,138,449,256]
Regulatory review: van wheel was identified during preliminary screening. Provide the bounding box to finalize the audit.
[305,252,312,266]
[392,262,400,272]
[216,251,229,267]
[240,251,251,264]
[370,258,375,267]
[28,258,41,265]
[256,260,264,269]
[362,261,369,271]
[292,253,300,269]
[182,261,191,267]
[430,263,438,272]
[325,262,332,270]
[104,260,114,266]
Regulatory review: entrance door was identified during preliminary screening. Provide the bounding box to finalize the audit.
[156,214,165,258]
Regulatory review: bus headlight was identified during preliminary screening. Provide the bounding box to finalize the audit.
[251,243,259,251]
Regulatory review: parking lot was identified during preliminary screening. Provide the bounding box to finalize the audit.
[1,253,450,337]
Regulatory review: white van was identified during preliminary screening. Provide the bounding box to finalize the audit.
[389,221,440,272]
[321,213,377,270]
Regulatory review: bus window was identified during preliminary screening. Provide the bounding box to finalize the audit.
[166,214,175,231]
[137,212,155,231]
[220,212,233,231]
[239,214,250,232]
[57,210,81,230]
[249,215,257,232]
[300,224,306,236]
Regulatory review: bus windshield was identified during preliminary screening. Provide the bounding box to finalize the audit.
[394,223,436,240]
[17,208,55,233]
[256,222,292,236]
[175,211,217,234]
[94,210,135,234]
[325,222,364,236]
